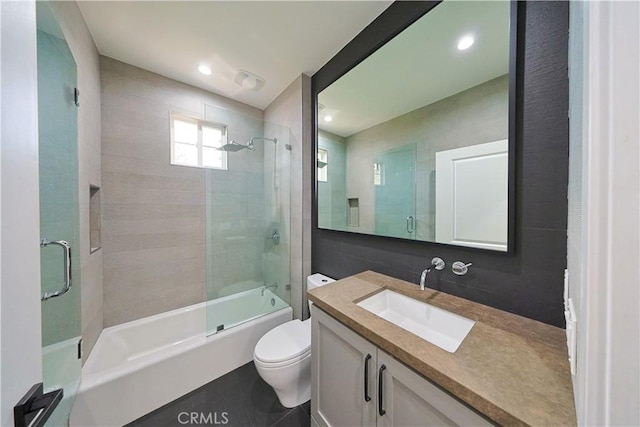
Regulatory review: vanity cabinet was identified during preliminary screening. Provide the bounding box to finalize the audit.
[311,306,492,427]
[311,305,377,427]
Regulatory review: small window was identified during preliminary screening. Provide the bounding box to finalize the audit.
[317,149,328,182]
[170,113,227,170]
[373,162,385,186]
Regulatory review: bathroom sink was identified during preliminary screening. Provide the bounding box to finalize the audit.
[356,290,475,353]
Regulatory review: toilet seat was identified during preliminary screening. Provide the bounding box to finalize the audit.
[254,351,310,369]
[254,320,311,368]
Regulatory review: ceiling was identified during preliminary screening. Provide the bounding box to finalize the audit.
[318,1,510,137]
[77,1,393,110]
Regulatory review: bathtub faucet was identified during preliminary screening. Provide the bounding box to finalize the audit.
[261,282,278,296]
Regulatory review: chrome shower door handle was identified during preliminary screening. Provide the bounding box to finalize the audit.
[40,239,72,301]
[406,216,414,234]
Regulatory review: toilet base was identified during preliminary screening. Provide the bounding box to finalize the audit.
[273,384,310,409]
[253,353,311,408]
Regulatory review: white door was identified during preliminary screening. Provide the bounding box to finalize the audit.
[435,140,508,251]
[0,1,45,425]
[311,307,377,427]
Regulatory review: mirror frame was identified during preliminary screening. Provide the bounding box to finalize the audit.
[312,0,519,254]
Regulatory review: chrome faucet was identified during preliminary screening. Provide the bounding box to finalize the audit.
[261,282,278,296]
[266,229,280,245]
[420,257,445,290]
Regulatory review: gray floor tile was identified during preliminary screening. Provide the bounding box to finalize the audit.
[127,362,309,427]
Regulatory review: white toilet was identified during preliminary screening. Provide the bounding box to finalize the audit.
[253,273,335,408]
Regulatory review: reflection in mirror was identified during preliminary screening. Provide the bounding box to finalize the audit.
[317,0,511,251]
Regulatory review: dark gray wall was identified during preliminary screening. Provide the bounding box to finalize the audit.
[312,1,569,327]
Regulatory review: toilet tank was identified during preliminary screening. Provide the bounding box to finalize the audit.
[307,273,335,291]
[307,273,335,312]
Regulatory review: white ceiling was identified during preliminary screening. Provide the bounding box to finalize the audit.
[77,1,393,110]
[318,1,510,137]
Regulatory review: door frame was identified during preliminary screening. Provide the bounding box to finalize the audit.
[0,0,44,425]
[570,1,640,425]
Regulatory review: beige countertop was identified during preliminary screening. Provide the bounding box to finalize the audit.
[307,271,576,426]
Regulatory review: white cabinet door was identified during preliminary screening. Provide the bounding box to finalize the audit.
[311,307,377,427]
[376,350,493,427]
[435,139,508,251]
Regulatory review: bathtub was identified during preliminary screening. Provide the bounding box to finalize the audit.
[70,288,292,426]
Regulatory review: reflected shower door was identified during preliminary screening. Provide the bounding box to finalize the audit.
[374,143,417,239]
[37,2,82,425]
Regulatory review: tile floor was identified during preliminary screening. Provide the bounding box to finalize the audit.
[126,362,310,427]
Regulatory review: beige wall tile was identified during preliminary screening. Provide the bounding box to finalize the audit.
[101,57,267,326]
[50,1,103,362]
[263,74,311,320]
[104,244,205,269]
[102,203,204,221]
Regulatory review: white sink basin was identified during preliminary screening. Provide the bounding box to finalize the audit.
[357,290,475,353]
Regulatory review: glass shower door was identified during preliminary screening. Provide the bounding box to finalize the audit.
[374,143,417,239]
[204,104,291,335]
[37,2,82,425]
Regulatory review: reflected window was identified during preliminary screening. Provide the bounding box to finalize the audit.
[170,113,227,170]
[317,149,328,182]
[373,162,384,186]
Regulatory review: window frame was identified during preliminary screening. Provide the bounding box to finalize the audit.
[170,112,228,170]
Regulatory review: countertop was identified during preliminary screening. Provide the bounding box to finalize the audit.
[307,271,576,426]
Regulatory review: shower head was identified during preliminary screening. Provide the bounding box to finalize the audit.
[220,136,277,153]
[220,141,254,152]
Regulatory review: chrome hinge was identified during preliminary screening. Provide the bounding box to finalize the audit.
[74,88,80,107]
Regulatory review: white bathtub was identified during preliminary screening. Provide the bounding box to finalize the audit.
[70,288,292,426]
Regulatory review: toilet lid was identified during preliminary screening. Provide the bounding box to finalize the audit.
[254,319,310,364]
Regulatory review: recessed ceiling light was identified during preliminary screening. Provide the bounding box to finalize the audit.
[197,64,212,75]
[457,35,475,51]
[324,115,333,122]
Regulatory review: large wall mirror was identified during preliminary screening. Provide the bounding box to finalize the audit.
[316,0,516,252]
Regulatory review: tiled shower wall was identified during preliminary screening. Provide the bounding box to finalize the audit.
[100,57,264,326]
[317,131,347,230]
[50,1,103,360]
[264,75,313,320]
[261,120,293,306]
[204,105,291,302]
[203,105,264,298]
